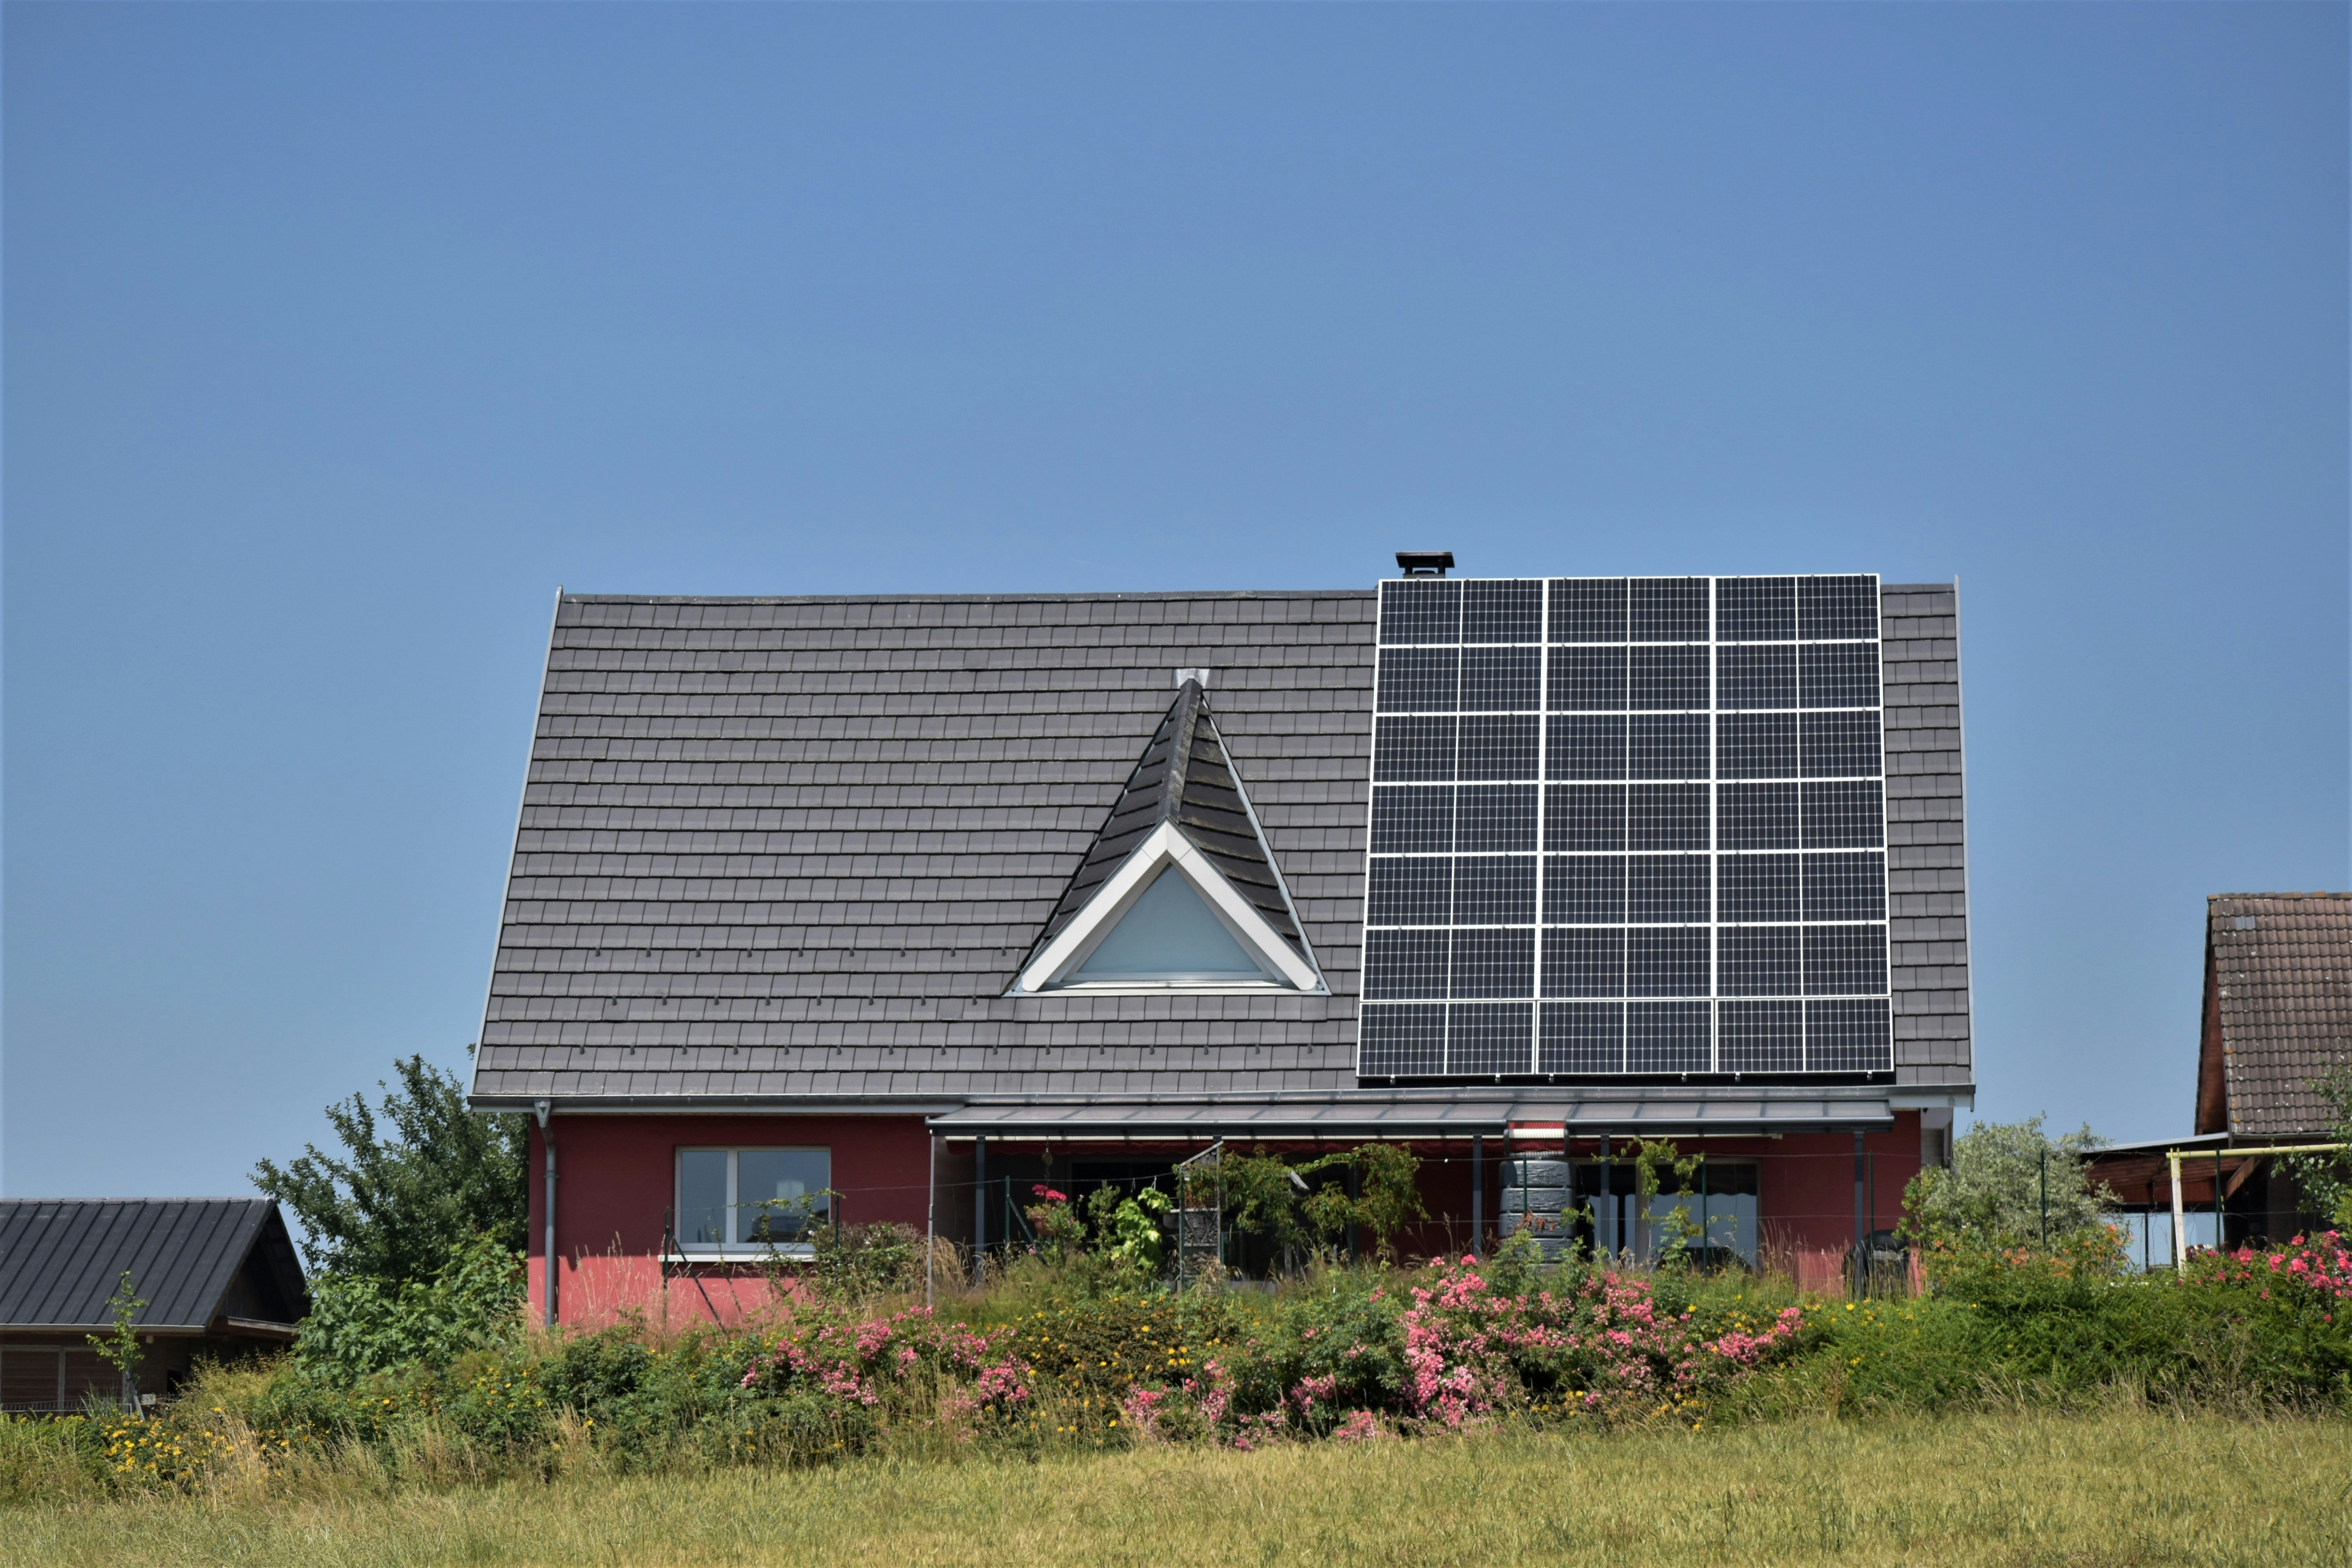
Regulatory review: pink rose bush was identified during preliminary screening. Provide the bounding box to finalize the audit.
[2188,1232,2352,1310]
[717,1260,1810,1455]
[737,1305,1033,1430]
[1389,1256,1805,1428]
[1245,1254,1806,1437]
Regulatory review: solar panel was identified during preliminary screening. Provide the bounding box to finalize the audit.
[1358,574,1892,1078]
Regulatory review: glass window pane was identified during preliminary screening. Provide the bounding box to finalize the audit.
[736,1149,830,1244]
[1072,869,1266,980]
[678,1150,728,1248]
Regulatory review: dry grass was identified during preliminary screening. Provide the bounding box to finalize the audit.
[3,1409,2346,1567]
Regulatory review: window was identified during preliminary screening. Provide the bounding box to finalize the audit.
[1563,1158,1761,1266]
[1012,822,1322,994]
[1067,865,1273,984]
[675,1147,831,1256]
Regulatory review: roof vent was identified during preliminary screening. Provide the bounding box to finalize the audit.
[1395,551,1454,577]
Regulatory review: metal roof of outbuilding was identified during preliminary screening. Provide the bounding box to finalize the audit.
[0,1199,308,1333]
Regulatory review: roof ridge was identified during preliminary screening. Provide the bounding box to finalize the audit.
[2208,892,2352,902]
[559,589,1372,606]
[1159,680,1205,829]
[0,1197,274,1206]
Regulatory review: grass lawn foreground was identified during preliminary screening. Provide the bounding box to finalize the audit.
[2,1409,2346,1568]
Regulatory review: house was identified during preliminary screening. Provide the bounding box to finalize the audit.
[466,568,1974,1323]
[0,1199,309,1411]
[2086,893,2351,1256]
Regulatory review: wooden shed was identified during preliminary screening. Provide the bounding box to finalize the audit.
[0,1198,309,1412]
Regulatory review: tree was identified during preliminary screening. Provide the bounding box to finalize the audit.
[1902,1116,2116,1249]
[86,1271,146,1413]
[2284,1065,2352,1231]
[253,1053,527,1282]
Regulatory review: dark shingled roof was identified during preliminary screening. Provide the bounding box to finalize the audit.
[468,583,1973,1114]
[1031,677,1308,964]
[0,1200,308,1333]
[2197,894,2352,1138]
[1881,583,1973,1090]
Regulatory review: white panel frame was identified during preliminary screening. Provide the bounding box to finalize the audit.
[1012,822,1324,995]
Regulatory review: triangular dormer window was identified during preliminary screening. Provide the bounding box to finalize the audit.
[1071,862,1266,982]
[1011,680,1324,995]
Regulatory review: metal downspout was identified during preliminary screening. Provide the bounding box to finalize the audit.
[535,1099,556,1328]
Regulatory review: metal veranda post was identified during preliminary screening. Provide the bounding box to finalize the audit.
[1700,1155,1710,1264]
[1470,1134,1484,1260]
[1852,1130,1867,1299]
[1599,1130,1612,1258]
[2168,1151,2187,1269]
[973,1136,988,1286]
[1562,1122,1574,1262]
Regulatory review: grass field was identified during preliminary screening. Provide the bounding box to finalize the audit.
[3,1410,2346,1568]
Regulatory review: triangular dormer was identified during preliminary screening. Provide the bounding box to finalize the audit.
[1012,679,1323,994]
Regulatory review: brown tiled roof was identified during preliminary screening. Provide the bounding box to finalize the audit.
[2198,894,2352,1137]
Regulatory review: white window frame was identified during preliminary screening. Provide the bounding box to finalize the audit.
[670,1146,831,1261]
[1011,822,1323,995]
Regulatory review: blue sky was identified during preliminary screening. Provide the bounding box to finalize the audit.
[4,4,2345,1197]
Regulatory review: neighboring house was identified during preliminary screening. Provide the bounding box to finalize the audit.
[2090,894,2352,1252]
[467,569,1974,1323]
[0,1199,309,1411]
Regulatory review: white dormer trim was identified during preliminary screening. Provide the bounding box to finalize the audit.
[1011,821,1324,995]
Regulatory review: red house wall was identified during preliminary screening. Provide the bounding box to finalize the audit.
[527,1114,932,1328]
[527,1110,1925,1326]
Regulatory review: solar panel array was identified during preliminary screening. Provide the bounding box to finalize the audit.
[1356,575,1893,1078]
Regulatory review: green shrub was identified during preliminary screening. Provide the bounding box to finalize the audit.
[294,1232,524,1383]
[1903,1117,2115,1249]
[8,1232,2346,1509]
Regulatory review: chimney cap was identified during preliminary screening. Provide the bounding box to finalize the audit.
[1395,551,1454,577]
